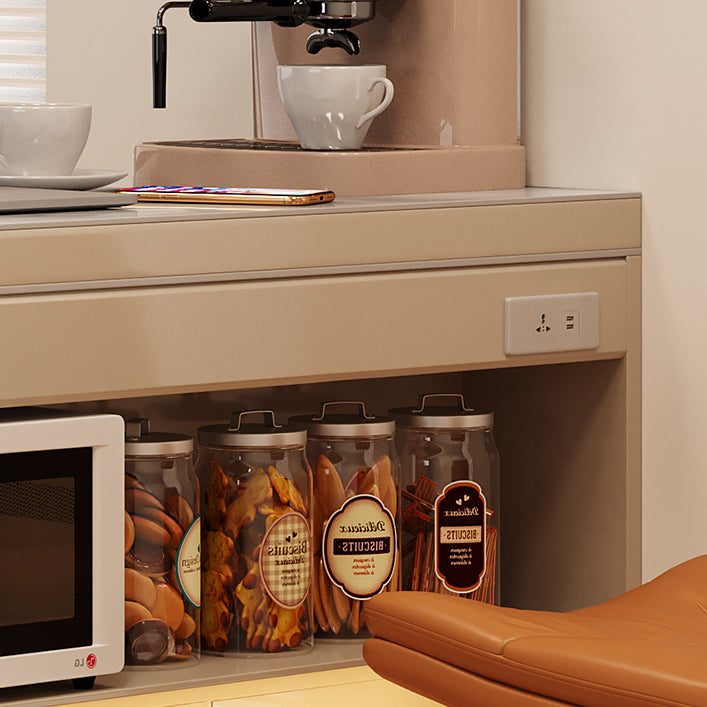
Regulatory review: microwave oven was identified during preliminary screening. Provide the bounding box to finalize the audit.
[0,408,125,690]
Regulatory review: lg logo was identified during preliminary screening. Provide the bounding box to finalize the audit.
[74,653,97,670]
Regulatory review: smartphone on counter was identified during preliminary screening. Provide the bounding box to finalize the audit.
[116,185,336,206]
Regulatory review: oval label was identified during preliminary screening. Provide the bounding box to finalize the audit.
[434,481,486,593]
[176,516,201,608]
[259,511,311,609]
[323,494,396,600]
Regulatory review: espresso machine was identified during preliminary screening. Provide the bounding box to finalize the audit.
[153,0,378,106]
[135,0,525,195]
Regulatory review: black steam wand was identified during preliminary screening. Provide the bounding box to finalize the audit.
[152,2,190,109]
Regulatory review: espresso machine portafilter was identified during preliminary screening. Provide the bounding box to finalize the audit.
[153,1,376,108]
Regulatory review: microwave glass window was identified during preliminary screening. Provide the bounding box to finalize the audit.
[0,448,93,656]
[1,477,75,626]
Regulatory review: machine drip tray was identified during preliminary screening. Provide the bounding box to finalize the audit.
[134,139,526,196]
[152,139,426,152]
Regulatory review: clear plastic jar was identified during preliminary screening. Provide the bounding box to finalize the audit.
[389,394,500,604]
[197,411,313,655]
[123,418,201,667]
[289,402,400,639]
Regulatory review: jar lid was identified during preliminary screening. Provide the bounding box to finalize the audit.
[289,401,395,437]
[124,418,194,456]
[389,394,494,429]
[198,410,306,447]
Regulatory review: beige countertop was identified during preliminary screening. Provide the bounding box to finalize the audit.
[0,187,639,232]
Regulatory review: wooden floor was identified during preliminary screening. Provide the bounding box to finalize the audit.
[58,667,441,707]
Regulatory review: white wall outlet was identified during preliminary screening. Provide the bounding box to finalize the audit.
[504,292,600,355]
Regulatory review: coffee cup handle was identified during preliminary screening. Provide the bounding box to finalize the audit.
[356,77,394,129]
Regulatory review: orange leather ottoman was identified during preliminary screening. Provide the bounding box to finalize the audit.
[363,555,707,706]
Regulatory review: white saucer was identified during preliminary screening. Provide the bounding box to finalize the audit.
[0,169,128,191]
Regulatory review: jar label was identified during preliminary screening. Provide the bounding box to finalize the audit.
[323,494,397,600]
[259,511,311,609]
[176,516,201,608]
[435,481,486,593]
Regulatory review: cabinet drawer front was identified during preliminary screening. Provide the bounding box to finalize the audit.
[0,198,640,288]
[0,259,629,405]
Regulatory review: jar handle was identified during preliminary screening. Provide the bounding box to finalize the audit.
[314,401,376,421]
[229,409,281,431]
[126,417,151,440]
[412,394,474,413]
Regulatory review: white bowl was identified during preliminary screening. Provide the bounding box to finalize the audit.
[0,102,91,177]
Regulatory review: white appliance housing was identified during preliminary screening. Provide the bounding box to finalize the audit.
[0,408,124,689]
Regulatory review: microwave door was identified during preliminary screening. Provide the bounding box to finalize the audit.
[0,448,93,656]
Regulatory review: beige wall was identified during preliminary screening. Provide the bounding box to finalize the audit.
[47,0,253,184]
[523,1,707,581]
[48,2,704,584]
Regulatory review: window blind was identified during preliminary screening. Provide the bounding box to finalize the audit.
[0,0,46,102]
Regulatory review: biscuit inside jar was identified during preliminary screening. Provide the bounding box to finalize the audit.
[201,462,311,653]
[124,472,197,664]
[311,453,398,636]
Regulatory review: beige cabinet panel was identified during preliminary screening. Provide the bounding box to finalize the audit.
[0,259,629,406]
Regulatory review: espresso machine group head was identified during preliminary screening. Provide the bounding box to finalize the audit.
[153,0,376,108]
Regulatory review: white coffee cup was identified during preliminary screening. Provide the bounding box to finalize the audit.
[0,102,91,176]
[277,64,394,151]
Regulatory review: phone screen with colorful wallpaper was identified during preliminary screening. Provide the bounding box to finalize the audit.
[117,186,335,206]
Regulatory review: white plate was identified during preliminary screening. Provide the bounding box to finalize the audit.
[0,169,128,191]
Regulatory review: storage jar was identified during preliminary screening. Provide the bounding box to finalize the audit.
[124,418,200,666]
[390,394,500,604]
[197,411,312,655]
[289,401,399,638]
